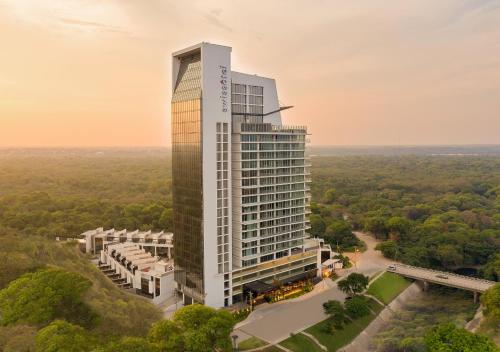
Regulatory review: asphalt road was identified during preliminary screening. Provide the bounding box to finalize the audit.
[234,232,392,344]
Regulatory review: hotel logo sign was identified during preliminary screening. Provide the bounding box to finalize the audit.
[219,65,228,113]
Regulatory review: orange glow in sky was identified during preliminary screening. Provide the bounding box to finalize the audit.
[1,0,499,147]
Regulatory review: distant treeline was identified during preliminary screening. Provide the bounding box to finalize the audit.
[309,144,500,156]
[0,150,173,238]
[0,150,499,280]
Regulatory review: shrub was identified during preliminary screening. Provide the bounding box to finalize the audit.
[0,267,97,327]
[35,320,94,352]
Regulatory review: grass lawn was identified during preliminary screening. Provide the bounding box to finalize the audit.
[366,272,411,304]
[280,333,323,352]
[369,271,382,281]
[368,297,384,314]
[238,336,268,351]
[257,346,283,352]
[304,298,383,351]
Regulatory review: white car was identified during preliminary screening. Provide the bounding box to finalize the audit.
[387,265,397,271]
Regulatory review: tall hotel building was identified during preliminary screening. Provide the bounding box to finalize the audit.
[171,43,316,308]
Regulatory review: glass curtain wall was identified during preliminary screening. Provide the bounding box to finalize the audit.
[171,52,204,299]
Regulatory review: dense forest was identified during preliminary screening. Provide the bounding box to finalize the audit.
[0,149,499,274]
[0,149,173,238]
[0,148,499,350]
[310,156,500,278]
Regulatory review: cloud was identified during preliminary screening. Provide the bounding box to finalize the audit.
[1,0,130,36]
[433,0,500,30]
[204,9,232,32]
[55,17,129,34]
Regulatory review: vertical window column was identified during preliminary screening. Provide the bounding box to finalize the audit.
[216,123,230,274]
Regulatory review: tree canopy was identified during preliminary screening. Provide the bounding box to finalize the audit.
[35,320,93,352]
[0,267,96,327]
[337,273,369,297]
[323,300,346,330]
[424,323,498,352]
[147,305,236,352]
[344,295,371,318]
[481,284,500,329]
[311,155,499,273]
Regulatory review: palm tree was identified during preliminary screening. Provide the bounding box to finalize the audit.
[337,273,369,297]
[337,278,353,296]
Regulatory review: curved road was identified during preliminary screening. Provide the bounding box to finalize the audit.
[233,232,391,344]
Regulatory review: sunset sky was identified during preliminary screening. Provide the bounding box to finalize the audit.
[1,0,499,147]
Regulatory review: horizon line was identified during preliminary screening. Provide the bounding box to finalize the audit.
[1,144,500,149]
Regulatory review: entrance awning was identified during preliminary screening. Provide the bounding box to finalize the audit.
[243,280,274,295]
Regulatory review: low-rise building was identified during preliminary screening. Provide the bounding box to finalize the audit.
[80,227,173,259]
[99,242,175,304]
[304,237,343,277]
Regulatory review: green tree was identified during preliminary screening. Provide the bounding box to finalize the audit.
[436,244,463,269]
[364,216,388,239]
[323,300,346,330]
[35,320,93,352]
[148,320,184,352]
[0,268,96,327]
[323,219,359,250]
[481,284,500,327]
[158,208,173,231]
[309,214,326,237]
[326,220,352,237]
[424,323,498,352]
[386,216,411,235]
[148,305,235,352]
[344,295,370,318]
[333,254,351,268]
[480,254,500,281]
[375,240,398,259]
[324,188,336,204]
[337,273,369,297]
[102,337,157,352]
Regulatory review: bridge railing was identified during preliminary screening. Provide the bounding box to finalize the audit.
[393,263,496,286]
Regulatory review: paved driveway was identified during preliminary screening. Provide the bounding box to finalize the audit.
[234,232,392,344]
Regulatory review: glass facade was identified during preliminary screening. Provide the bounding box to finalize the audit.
[171,53,204,299]
[231,83,264,116]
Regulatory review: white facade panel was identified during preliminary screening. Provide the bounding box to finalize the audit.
[201,43,232,308]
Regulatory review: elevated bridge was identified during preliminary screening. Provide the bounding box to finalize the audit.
[387,263,496,302]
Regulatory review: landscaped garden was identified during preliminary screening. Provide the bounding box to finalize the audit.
[238,336,268,351]
[305,308,380,351]
[232,307,252,323]
[366,272,411,304]
[280,333,323,352]
[279,272,411,351]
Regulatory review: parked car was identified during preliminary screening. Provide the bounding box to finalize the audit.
[436,274,449,279]
[387,265,397,271]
